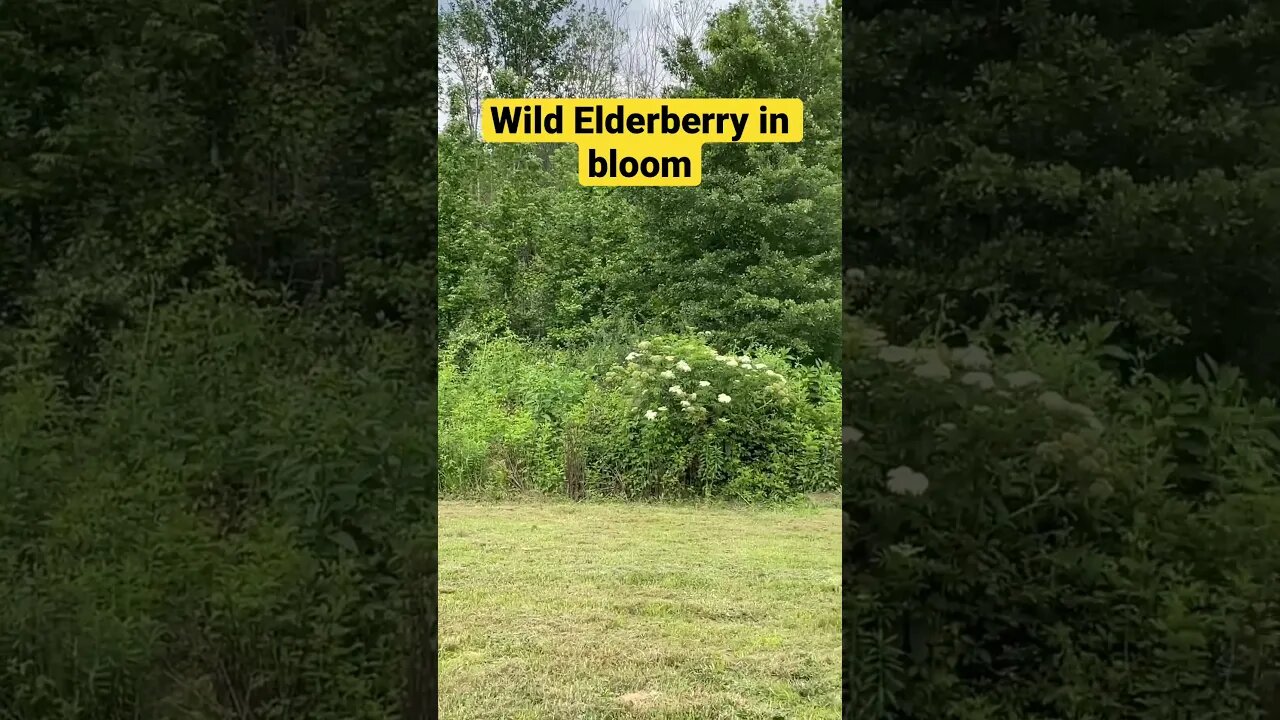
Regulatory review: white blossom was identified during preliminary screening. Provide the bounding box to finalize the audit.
[860,327,887,348]
[645,410,658,420]
[676,360,692,372]
[953,346,992,370]
[886,466,929,496]
[638,341,651,349]
[717,394,732,403]
[1037,391,1073,413]
[916,349,943,365]
[1037,391,1102,429]
[914,361,951,380]
[843,426,864,443]
[698,380,711,387]
[660,370,675,379]
[877,346,916,363]
[668,385,684,395]
[1003,370,1043,388]
[960,371,996,390]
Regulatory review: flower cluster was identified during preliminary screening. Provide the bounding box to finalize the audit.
[852,330,1107,497]
[594,332,839,498]
[604,335,793,427]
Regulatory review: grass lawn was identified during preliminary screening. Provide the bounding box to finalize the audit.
[438,497,841,719]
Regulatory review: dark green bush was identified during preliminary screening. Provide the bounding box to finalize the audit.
[581,334,839,499]
[845,1,1280,387]
[439,332,839,500]
[437,1,842,364]
[0,280,436,719]
[438,335,590,495]
[844,316,1280,719]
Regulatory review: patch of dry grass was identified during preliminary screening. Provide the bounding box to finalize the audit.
[439,497,840,719]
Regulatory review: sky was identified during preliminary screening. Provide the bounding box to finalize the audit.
[437,0,738,31]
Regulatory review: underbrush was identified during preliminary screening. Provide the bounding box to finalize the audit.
[0,280,436,719]
[439,332,841,500]
[844,313,1280,719]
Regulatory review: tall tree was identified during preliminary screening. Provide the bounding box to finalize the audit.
[619,0,842,361]
[845,0,1280,385]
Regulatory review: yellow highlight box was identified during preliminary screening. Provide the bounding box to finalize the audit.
[480,98,804,187]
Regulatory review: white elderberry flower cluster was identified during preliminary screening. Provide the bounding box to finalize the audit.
[616,335,794,426]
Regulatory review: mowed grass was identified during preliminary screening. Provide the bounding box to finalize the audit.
[439,497,841,720]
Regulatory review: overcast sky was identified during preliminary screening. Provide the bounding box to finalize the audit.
[438,0,822,126]
[437,0,743,126]
[438,0,739,28]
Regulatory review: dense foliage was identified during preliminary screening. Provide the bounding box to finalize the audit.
[438,0,843,500]
[7,0,1280,715]
[3,281,437,718]
[845,313,1280,718]
[1,1,437,717]
[846,0,1280,387]
[844,2,1280,718]
[441,333,839,499]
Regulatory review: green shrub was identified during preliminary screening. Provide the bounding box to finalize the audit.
[576,333,839,500]
[845,2,1280,387]
[0,282,436,720]
[844,315,1280,719]
[439,336,591,495]
[438,332,839,501]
